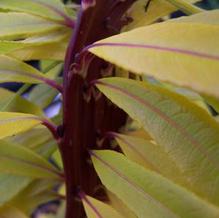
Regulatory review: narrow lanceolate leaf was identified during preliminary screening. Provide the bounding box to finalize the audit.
[0,112,42,139]
[165,0,203,15]
[96,78,219,206]
[0,140,61,179]
[0,12,63,40]
[107,191,137,218]
[123,0,199,30]
[10,180,58,215]
[9,42,67,61]
[91,150,219,218]
[90,10,219,98]
[0,0,71,23]
[113,133,194,190]
[81,194,124,218]
[0,29,70,55]
[0,55,62,91]
[0,174,30,206]
[0,88,44,116]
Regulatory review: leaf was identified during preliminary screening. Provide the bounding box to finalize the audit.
[0,140,61,179]
[0,12,62,40]
[28,63,62,108]
[123,0,199,30]
[6,127,58,159]
[114,133,195,190]
[107,191,137,218]
[165,0,203,15]
[81,194,125,218]
[91,150,219,218]
[170,9,219,25]
[0,174,30,206]
[0,0,70,22]
[10,179,58,215]
[0,55,60,88]
[0,205,28,218]
[0,29,70,55]
[90,10,219,98]
[0,88,44,116]
[96,77,219,206]
[0,112,42,139]
[9,42,67,61]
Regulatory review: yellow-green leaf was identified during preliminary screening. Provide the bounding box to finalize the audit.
[82,194,124,218]
[0,29,70,55]
[0,55,60,88]
[9,42,67,61]
[96,77,219,206]
[123,0,199,30]
[0,12,62,40]
[0,140,61,179]
[91,150,219,218]
[114,133,198,192]
[90,10,219,98]
[107,191,137,218]
[0,112,43,139]
[0,174,30,206]
[10,179,58,215]
[0,0,70,22]
[0,88,44,116]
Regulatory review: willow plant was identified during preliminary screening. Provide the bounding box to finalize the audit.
[0,0,218,218]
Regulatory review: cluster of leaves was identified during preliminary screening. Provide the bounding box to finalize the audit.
[0,0,218,218]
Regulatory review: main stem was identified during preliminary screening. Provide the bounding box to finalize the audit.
[60,1,136,217]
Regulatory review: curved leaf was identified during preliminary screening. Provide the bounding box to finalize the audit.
[9,42,67,61]
[96,77,219,206]
[0,29,70,55]
[0,0,70,22]
[91,150,219,218]
[0,12,62,40]
[0,140,61,179]
[0,55,61,89]
[0,88,44,115]
[90,10,219,97]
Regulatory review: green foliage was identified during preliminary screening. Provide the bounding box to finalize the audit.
[0,0,218,217]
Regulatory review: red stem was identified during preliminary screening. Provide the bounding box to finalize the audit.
[60,1,137,218]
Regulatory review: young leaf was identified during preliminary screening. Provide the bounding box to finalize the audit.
[0,0,70,22]
[0,140,61,179]
[81,194,124,218]
[0,12,62,40]
[89,10,219,97]
[96,77,219,206]
[91,150,219,218]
